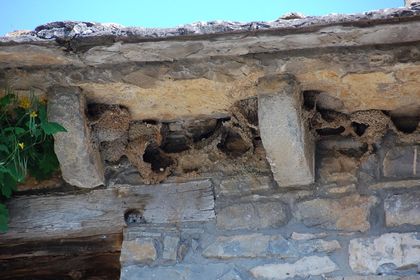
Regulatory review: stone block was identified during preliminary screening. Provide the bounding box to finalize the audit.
[385,192,420,227]
[383,146,420,179]
[47,86,104,188]
[349,232,420,274]
[250,256,338,280]
[295,194,378,232]
[257,74,314,187]
[121,264,240,280]
[216,201,288,230]
[216,175,273,197]
[202,233,340,259]
[120,238,157,265]
[328,276,420,280]
[162,235,180,262]
[369,179,420,190]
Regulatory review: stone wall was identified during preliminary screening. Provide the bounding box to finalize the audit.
[1,5,420,280]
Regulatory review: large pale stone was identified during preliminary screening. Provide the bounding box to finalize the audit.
[257,74,314,186]
[162,235,180,262]
[385,192,420,227]
[250,256,338,280]
[216,201,288,230]
[202,233,340,259]
[120,238,157,265]
[349,232,420,274]
[296,194,378,232]
[121,264,240,280]
[216,175,273,197]
[47,86,104,188]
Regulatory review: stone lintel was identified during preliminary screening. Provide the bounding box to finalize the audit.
[47,86,104,188]
[257,74,314,187]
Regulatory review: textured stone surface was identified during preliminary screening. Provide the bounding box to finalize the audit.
[121,264,240,280]
[1,7,418,45]
[385,192,420,226]
[290,232,328,241]
[4,48,420,121]
[349,232,420,274]
[202,233,340,259]
[258,74,314,186]
[296,194,378,232]
[369,179,420,190]
[47,86,104,188]
[120,238,157,265]
[383,146,420,178]
[329,276,420,280]
[216,201,288,230]
[216,175,273,197]
[250,256,338,280]
[162,235,180,262]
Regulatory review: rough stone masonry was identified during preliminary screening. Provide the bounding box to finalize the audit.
[1,4,420,280]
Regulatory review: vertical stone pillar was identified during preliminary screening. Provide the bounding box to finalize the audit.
[48,86,104,188]
[257,74,314,187]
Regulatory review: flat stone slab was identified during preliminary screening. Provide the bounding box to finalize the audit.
[257,74,314,187]
[216,201,288,230]
[121,264,241,280]
[295,194,378,232]
[250,256,338,280]
[349,232,420,274]
[202,233,340,259]
[48,86,104,188]
[385,192,420,227]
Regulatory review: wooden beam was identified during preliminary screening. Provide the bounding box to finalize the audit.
[1,180,215,241]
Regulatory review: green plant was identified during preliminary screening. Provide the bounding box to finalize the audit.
[0,88,66,232]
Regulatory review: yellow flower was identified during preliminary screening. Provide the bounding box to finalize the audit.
[30,111,38,118]
[18,142,25,150]
[19,97,31,109]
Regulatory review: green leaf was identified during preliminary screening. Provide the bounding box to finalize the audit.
[38,105,47,124]
[14,127,25,135]
[41,122,67,135]
[0,203,9,233]
[0,94,14,107]
[0,144,9,153]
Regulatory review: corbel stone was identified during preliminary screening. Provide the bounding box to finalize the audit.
[257,74,314,187]
[47,86,104,188]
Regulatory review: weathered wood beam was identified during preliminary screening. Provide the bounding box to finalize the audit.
[0,233,122,280]
[1,180,215,241]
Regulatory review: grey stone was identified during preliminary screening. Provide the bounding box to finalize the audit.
[47,86,104,188]
[383,146,420,179]
[369,179,420,190]
[216,201,288,230]
[328,277,420,280]
[121,264,239,280]
[349,232,420,274]
[202,233,340,259]
[296,194,378,232]
[3,8,420,48]
[216,175,273,197]
[120,237,157,265]
[250,256,338,280]
[290,232,328,241]
[162,235,180,262]
[385,192,420,227]
[257,74,314,186]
